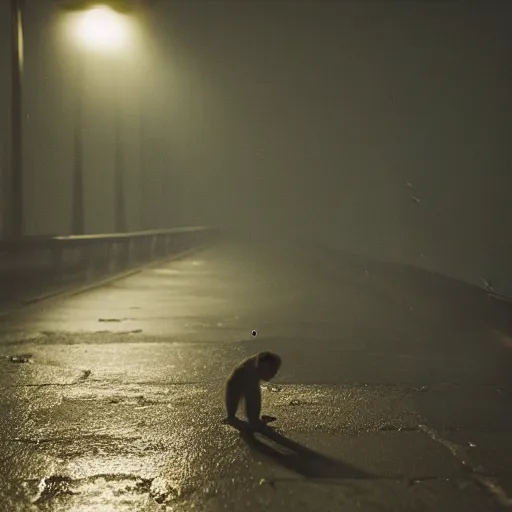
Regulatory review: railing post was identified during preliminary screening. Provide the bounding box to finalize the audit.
[149,235,156,261]
[83,244,94,280]
[165,234,171,256]
[51,243,63,274]
[124,239,132,269]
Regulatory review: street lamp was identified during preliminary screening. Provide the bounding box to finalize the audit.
[74,5,128,51]
[5,0,24,241]
[63,4,131,234]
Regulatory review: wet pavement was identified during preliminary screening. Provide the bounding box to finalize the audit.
[0,238,511,511]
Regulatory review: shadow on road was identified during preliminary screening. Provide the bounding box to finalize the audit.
[230,418,373,479]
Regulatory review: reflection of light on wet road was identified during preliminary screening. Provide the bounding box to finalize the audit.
[152,268,181,275]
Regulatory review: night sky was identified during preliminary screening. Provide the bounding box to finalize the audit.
[0,0,511,293]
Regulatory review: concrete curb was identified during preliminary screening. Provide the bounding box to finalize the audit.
[0,245,210,318]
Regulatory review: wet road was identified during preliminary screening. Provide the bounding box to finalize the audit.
[0,239,511,511]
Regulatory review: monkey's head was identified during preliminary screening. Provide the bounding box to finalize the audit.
[256,351,281,381]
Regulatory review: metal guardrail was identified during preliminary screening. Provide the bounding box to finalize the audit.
[0,226,219,283]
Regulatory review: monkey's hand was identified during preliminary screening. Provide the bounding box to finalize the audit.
[261,415,277,424]
[222,416,237,425]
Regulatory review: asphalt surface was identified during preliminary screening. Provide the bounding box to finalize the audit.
[0,238,511,511]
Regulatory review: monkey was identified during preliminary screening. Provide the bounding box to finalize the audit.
[224,351,281,429]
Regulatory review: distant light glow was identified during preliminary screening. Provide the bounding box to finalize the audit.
[74,5,129,52]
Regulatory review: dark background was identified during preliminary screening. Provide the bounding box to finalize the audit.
[1,0,511,294]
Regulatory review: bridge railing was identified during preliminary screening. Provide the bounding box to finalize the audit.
[0,226,219,292]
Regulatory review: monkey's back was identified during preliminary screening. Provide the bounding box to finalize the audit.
[229,355,258,383]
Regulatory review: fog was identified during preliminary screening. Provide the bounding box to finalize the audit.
[1,0,511,294]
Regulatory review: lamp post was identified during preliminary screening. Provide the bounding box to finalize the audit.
[6,0,24,240]
[114,88,126,232]
[72,54,85,234]
[65,4,130,233]
[138,93,147,230]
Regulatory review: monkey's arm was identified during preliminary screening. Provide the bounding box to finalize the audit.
[225,371,243,420]
[244,379,262,427]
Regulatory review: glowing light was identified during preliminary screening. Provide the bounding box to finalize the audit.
[75,5,129,51]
